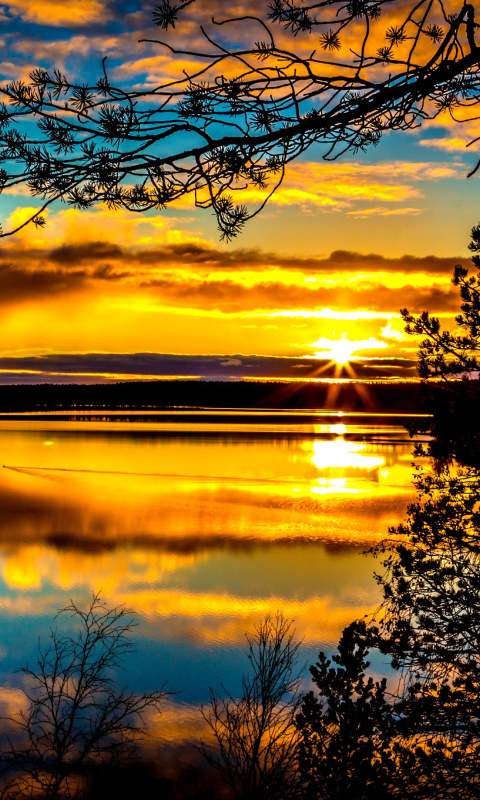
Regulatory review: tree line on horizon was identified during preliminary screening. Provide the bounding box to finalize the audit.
[0,380,421,414]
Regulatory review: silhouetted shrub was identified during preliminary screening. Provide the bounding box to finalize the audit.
[0,594,169,800]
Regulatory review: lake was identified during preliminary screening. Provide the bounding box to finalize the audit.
[0,410,420,749]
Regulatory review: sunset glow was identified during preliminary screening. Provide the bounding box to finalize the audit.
[0,2,476,783]
[310,336,388,366]
[0,0,474,383]
[310,439,385,471]
[0,0,480,800]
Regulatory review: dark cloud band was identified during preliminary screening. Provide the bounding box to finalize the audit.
[9,240,467,274]
[0,240,464,314]
[0,352,418,384]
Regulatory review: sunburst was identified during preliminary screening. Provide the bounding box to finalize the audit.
[310,334,387,366]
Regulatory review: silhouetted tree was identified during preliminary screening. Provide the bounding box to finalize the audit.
[374,467,480,679]
[0,594,169,800]
[296,621,418,800]
[351,220,480,795]
[296,615,480,799]
[396,673,480,798]
[291,222,480,798]
[362,450,480,797]
[1,1,479,239]
[402,223,480,465]
[199,613,302,800]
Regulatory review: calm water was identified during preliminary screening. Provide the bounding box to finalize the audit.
[0,411,419,747]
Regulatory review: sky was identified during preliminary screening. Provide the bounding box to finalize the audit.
[0,0,479,385]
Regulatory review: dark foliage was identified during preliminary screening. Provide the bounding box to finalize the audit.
[369,254,480,793]
[296,621,409,800]
[374,468,480,678]
[0,380,421,414]
[1,1,479,239]
[402,223,480,466]
[294,223,480,796]
[0,594,169,800]
[367,462,480,798]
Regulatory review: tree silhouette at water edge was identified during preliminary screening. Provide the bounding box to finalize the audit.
[0,594,169,800]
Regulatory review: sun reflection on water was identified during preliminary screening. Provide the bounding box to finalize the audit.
[309,438,385,471]
[329,423,347,435]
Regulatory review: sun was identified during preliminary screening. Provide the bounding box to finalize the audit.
[310,334,388,365]
[326,337,358,365]
[311,334,359,365]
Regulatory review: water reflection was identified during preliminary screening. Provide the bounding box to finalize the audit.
[309,438,385,471]
[0,417,417,710]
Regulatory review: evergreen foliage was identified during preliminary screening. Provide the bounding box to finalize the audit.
[296,621,406,800]
[0,1,479,239]
[402,224,480,466]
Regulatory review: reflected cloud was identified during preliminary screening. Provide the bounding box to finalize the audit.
[1,546,201,593]
[0,424,409,717]
[102,590,378,650]
[0,564,379,648]
[0,427,414,552]
[145,699,213,748]
[0,686,27,720]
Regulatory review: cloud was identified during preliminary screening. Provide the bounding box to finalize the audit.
[3,206,194,249]
[0,352,419,383]
[1,543,199,593]
[0,258,136,305]
[0,235,466,315]
[0,264,90,304]
[219,358,243,367]
[418,108,480,156]
[140,276,460,314]
[11,32,126,60]
[48,241,124,264]
[0,151,463,248]
[419,137,471,153]
[3,0,111,26]
[346,207,423,218]
[0,238,467,275]
[216,159,463,212]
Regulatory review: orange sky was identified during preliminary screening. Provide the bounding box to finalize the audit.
[0,0,479,383]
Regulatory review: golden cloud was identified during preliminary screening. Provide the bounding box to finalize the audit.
[346,207,422,218]
[219,158,461,213]
[109,588,379,650]
[5,206,211,250]
[3,0,111,26]
[1,545,202,593]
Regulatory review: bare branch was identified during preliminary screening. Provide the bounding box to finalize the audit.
[0,593,169,800]
[199,613,303,800]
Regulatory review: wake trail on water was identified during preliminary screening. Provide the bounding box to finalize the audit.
[2,464,307,485]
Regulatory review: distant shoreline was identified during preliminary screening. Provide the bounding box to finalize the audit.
[0,379,423,414]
